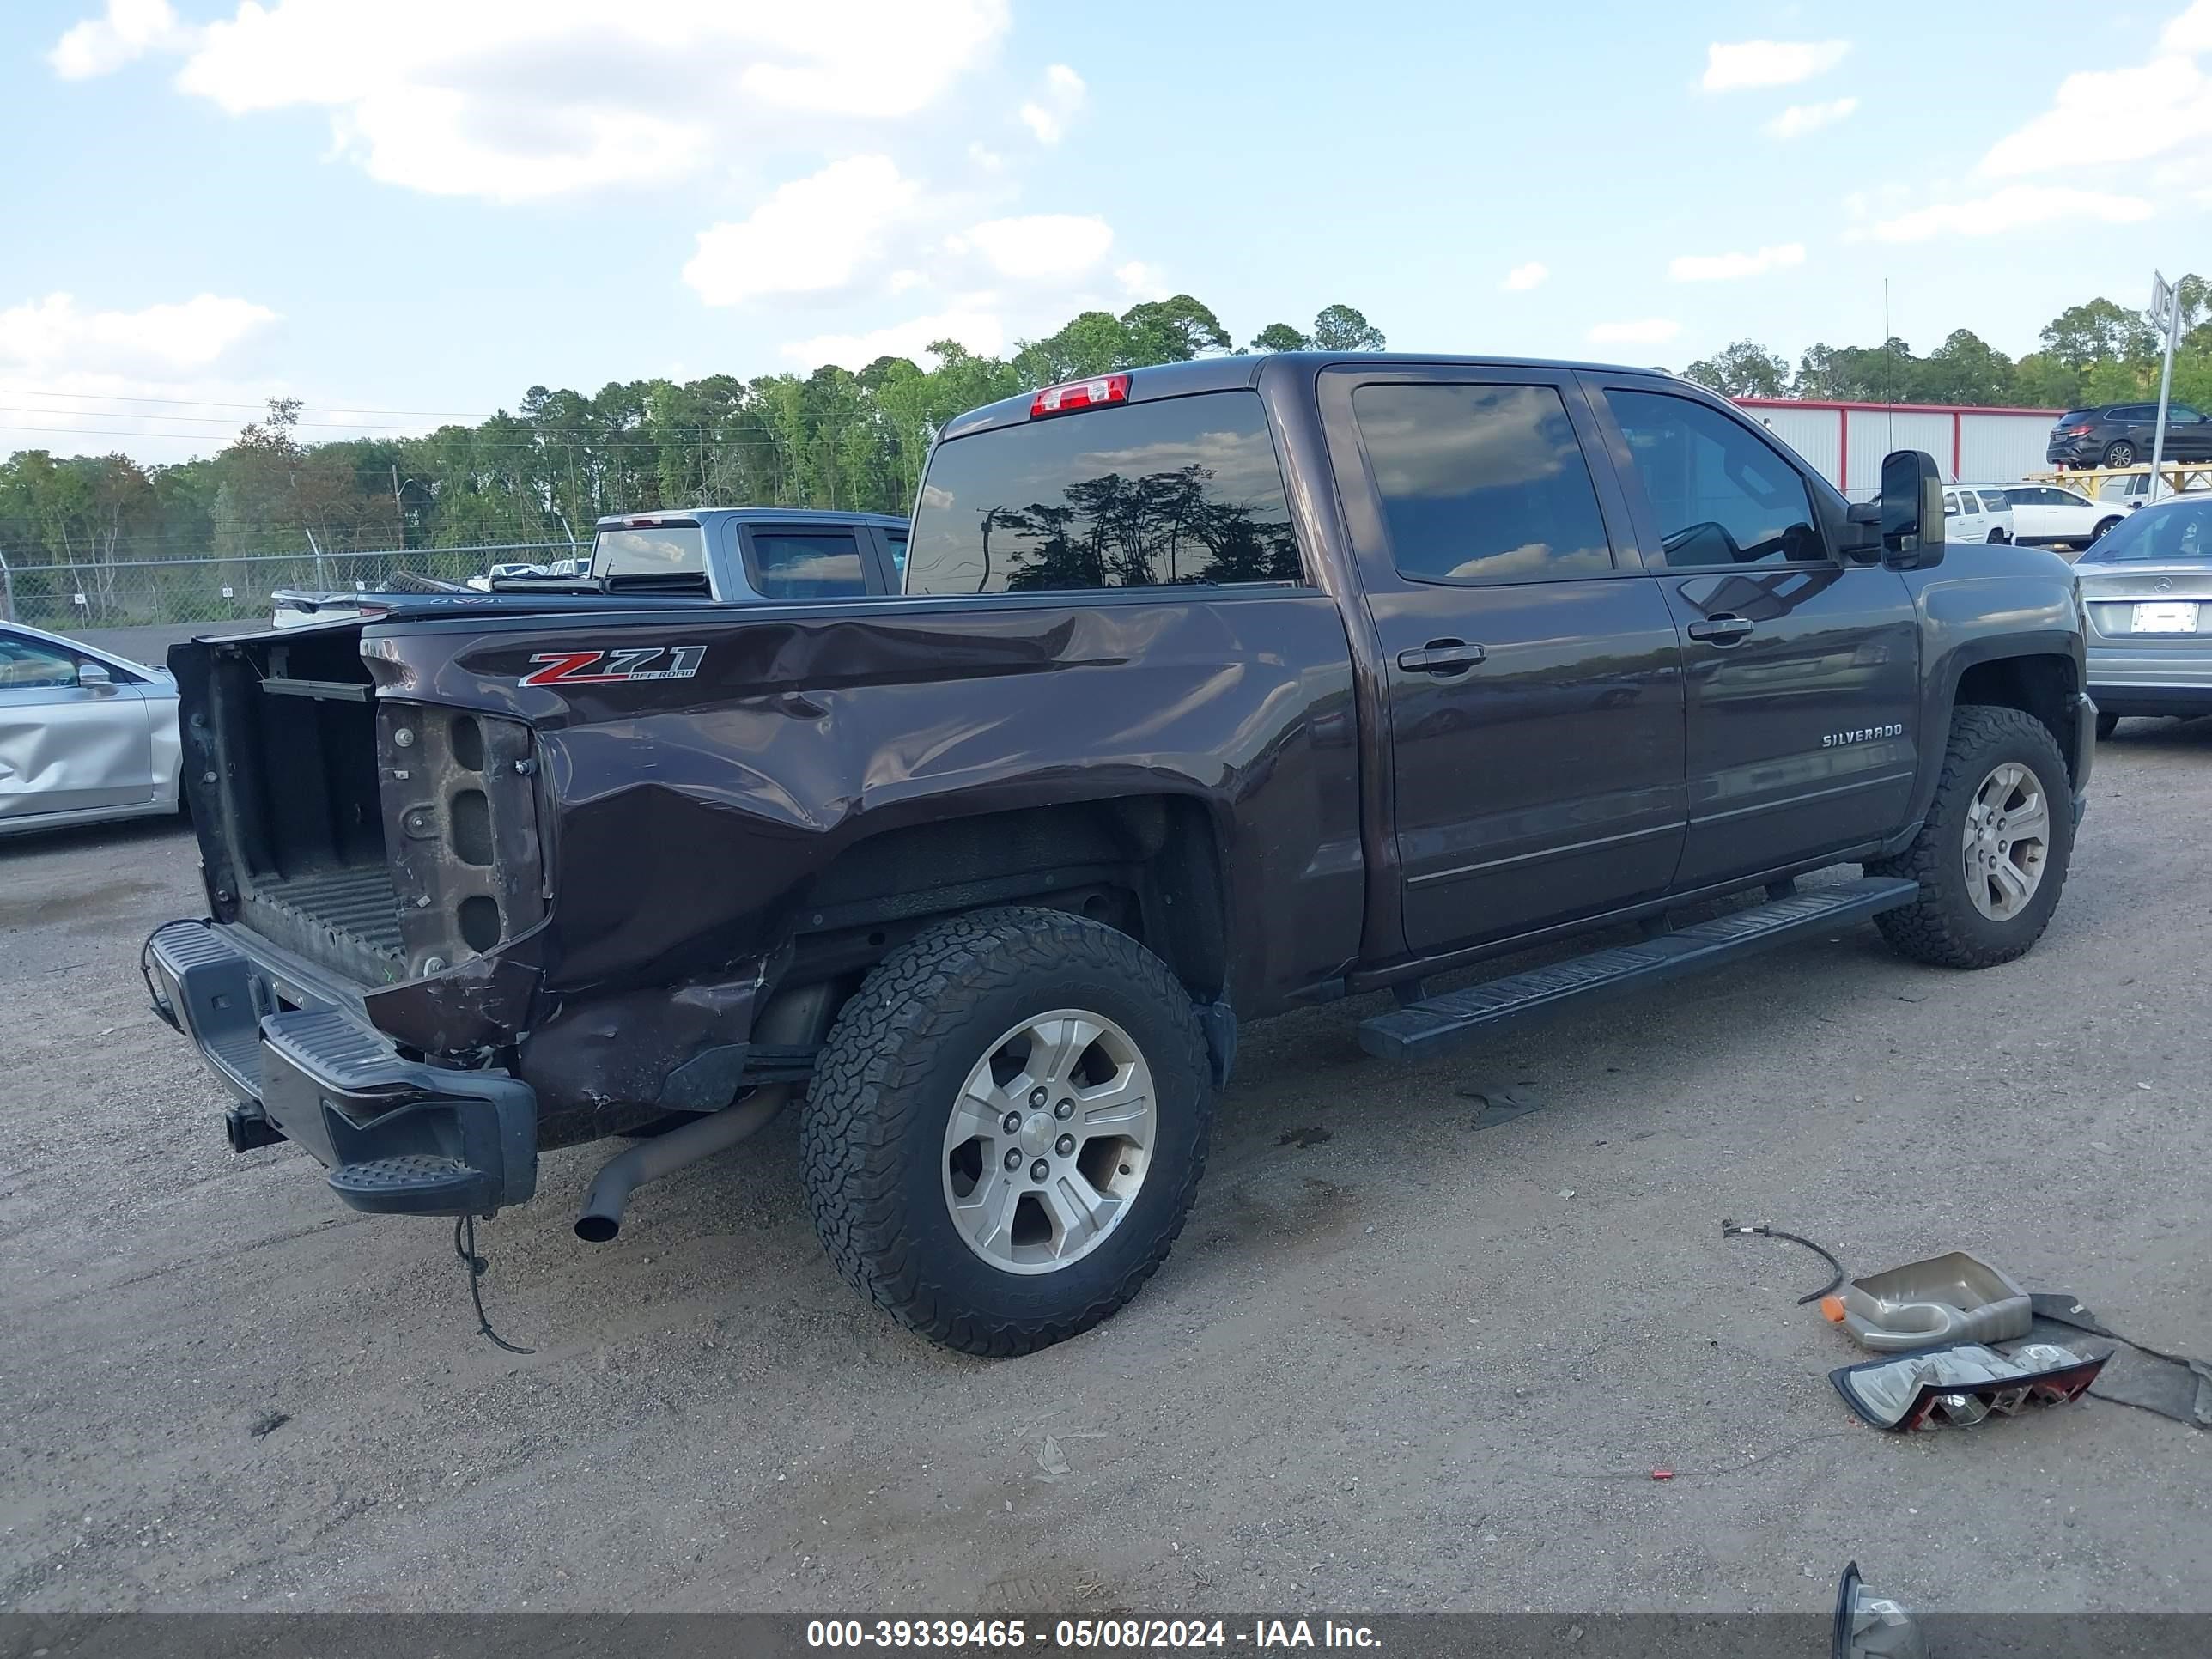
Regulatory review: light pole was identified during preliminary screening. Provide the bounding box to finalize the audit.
[2148,270,2182,502]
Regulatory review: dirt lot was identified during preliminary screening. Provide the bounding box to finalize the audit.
[3,724,2208,1618]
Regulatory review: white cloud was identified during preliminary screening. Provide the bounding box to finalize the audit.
[0,292,277,373]
[1765,97,1857,138]
[1501,261,1548,291]
[1115,261,1170,301]
[1981,54,2212,179]
[50,0,1011,203]
[48,0,183,78]
[1587,319,1682,346]
[1668,242,1806,282]
[968,141,1006,172]
[780,308,1006,369]
[1862,185,2154,242]
[1018,63,1086,145]
[684,156,921,306]
[963,214,1114,280]
[2165,0,2212,53]
[1701,39,1850,91]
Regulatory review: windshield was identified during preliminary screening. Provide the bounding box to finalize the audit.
[2077,500,2212,562]
[592,524,705,580]
[905,390,1299,594]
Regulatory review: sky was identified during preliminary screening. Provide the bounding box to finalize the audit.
[3,0,2209,464]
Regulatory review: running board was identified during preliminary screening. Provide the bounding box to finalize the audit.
[1358,877,1920,1062]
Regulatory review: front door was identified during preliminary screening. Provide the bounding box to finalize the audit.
[1586,381,1921,890]
[0,632,156,822]
[1321,367,1686,955]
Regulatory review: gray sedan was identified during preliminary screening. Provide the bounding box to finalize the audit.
[2075,495,2212,737]
[0,622,183,836]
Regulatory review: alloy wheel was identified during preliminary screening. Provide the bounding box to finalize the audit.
[1960,762,2051,922]
[941,1009,1156,1275]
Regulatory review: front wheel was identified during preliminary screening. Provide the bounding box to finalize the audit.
[801,907,1212,1356]
[1868,705,2074,969]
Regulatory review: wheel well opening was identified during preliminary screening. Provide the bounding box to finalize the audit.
[1954,654,2081,786]
[788,798,1230,1000]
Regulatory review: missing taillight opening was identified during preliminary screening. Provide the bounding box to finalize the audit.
[1030,374,1130,418]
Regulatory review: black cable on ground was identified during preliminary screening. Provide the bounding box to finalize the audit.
[453,1214,535,1355]
[1721,1218,1846,1305]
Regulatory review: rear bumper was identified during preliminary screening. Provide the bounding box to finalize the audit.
[144,919,538,1217]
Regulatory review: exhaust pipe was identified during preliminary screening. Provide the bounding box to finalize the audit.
[574,1084,792,1243]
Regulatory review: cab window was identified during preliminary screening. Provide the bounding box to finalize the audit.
[1607,389,1825,568]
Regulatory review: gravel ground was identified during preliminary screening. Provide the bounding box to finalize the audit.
[3,722,2207,1617]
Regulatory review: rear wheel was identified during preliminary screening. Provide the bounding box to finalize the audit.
[801,907,1212,1356]
[1869,705,2074,969]
[2092,516,2122,541]
[2103,440,2137,468]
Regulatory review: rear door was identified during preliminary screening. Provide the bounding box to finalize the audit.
[1585,380,1921,890]
[738,522,880,599]
[2163,404,2212,461]
[1320,365,1686,953]
[0,630,157,821]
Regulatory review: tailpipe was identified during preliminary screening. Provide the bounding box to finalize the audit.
[574,1085,792,1243]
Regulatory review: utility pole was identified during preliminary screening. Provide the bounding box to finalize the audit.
[391,463,408,549]
[2148,270,2182,502]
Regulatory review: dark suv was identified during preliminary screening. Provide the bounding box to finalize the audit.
[2047,403,2212,469]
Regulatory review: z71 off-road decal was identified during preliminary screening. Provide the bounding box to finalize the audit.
[519,645,707,687]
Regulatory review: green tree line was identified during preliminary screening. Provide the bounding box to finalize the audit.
[1680,275,2212,408]
[0,298,1382,588]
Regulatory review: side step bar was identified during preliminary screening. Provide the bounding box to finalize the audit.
[1358,877,1919,1062]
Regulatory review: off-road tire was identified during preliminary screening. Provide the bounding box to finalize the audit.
[801,907,1212,1357]
[1868,705,2074,969]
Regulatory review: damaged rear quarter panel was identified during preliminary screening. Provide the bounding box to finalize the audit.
[367,589,1364,1020]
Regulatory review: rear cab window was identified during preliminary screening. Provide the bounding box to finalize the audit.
[592,521,706,580]
[906,390,1301,593]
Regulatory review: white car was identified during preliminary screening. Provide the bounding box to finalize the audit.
[0,621,183,836]
[1941,485,2014,544]
[1970,483,2123,550]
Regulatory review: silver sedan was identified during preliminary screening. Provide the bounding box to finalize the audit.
[0,622,183,836]
[2075,495,2212,737]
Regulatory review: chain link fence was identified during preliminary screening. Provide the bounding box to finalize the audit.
[0,543,580,633]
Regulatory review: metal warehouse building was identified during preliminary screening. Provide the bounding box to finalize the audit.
[1735,398,2061,501]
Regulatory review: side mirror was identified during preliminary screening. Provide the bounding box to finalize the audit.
[1879,450,1946,569]
[76,662,114,692]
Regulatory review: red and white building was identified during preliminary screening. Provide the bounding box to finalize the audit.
[1735,398,2062,501]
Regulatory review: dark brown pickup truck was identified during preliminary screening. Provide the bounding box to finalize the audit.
[146,353,2096,1354]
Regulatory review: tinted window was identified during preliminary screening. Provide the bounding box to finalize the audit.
[2172,404,2205,423]
[2077,501,2212,562]
[1608,389,1824,568]
[907,391,1298,594]
[592,525,705,580]
[2057,410,2094,425]
[883,530,908,578]
[2112,405,2155,422]
[1352,383,1613,583]
[0,635,82,690]
[750,531,866,599]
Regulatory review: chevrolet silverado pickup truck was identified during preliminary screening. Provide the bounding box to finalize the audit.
[269,507,910,627]
[145,354,2095,1356]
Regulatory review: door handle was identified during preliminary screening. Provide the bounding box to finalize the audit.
[1686,616,1756,646]
[1397,640,1487,674]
